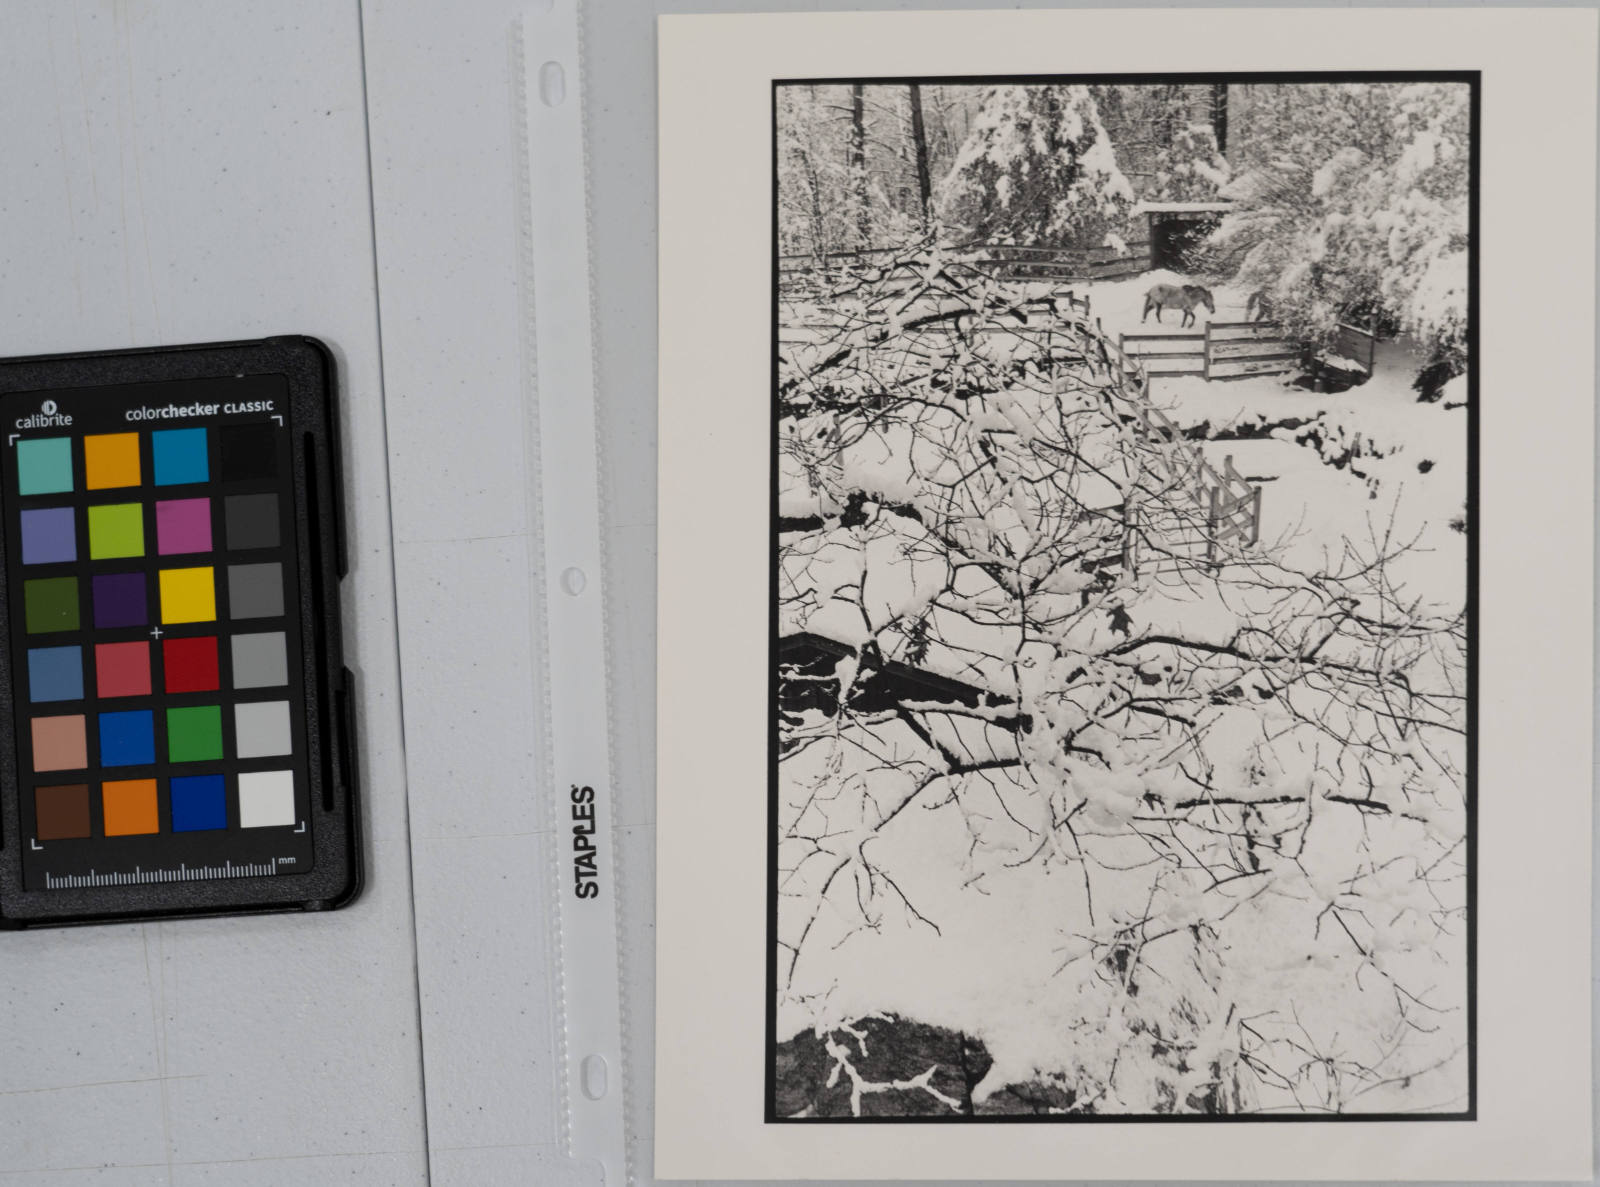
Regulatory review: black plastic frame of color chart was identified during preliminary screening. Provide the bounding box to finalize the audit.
[0,336,361,928]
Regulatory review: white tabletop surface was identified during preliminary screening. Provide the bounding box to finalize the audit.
[0,2,659,1184]
[0,2,430,1183]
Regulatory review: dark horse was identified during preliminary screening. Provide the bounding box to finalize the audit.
[1142,283,1215,328]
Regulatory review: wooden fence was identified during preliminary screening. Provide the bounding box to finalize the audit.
[779,296,1264,561]
[1204,321,1299,379]
[777,240,1152,287]
[1118,320,1299,382]
[966,241,1152,283]
[1101,352,1264,561]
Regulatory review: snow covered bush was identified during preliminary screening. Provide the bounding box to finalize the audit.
[1209,83,1469,366]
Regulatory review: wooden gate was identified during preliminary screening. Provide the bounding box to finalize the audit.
[1203,321,1298,379]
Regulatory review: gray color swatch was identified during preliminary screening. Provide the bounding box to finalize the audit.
[228,562,284,619]
[233,700,292,758]
[225,492,281,550]
[232,631,288,689]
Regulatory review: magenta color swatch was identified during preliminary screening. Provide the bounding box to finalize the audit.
[155,498,212,556]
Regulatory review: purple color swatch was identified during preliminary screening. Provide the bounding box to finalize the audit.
[155,498,212,556]
[92,572,148,629]
[20,507,76,565]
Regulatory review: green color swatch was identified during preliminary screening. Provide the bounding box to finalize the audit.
[166,705,223,763]
[24,577,79,634]
[88,503,145,560]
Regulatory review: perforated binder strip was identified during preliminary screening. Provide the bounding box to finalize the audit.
[517,4,629,1184]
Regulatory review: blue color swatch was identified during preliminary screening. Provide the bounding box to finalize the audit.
[170,774,226,832]
[20,506,77,565]
[98,709,155,766]
[151,428,209,486]
[27,646,82,703]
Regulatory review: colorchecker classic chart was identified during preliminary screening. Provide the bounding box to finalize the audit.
[0,340,359,927]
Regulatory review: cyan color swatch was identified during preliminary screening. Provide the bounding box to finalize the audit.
[16,437,73,495]
[151,427,209,486]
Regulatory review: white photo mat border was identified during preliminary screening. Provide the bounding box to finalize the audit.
[657,7,1596,1179]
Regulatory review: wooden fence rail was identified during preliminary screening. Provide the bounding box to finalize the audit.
[1204,321,1299,379]
[778,240,1153,285]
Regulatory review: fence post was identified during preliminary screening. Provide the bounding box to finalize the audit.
[1203,320,1213,382]
[1206,485,1221,567]
[1249,485,1262,546]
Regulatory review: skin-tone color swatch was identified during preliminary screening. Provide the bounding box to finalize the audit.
[31,715,86,771]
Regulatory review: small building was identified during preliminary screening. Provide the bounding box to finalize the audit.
[1133,201,1234,273]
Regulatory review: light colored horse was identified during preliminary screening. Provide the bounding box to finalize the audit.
[1142,283,1215,328]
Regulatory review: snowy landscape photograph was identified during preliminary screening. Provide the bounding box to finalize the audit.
[771,76,1474,1120]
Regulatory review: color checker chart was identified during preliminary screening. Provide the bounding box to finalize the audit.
[2,377,315,893]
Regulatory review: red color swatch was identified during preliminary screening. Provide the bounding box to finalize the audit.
[163,636,219,693]
[94,642,151,699]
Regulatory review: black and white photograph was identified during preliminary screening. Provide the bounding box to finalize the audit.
[771,75,1474,1120]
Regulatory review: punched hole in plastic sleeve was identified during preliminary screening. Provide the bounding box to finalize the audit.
[518,2,628,1184]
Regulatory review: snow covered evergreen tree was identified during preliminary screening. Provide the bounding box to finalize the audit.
[1097,84,1231,203]
[939,85,1134,247]
[1147,121,1230,203]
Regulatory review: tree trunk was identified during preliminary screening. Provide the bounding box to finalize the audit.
[1210,83,1229,155]
[908,84,933,231]
[850,84,871,248]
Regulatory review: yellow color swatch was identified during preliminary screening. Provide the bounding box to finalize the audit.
[102,779,159,836]
[159,566,216,624]
[84,433,142,489]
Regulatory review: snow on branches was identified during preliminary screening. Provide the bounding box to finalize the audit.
[776,254,1468,1115]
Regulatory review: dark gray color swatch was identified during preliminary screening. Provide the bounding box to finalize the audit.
[224,492,280,551]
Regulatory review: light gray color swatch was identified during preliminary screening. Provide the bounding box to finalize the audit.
[231,631,288,689]
[234,700,292,758]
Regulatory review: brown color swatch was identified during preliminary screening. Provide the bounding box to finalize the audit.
[35,784,90,840]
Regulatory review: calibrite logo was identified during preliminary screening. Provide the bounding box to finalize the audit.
[16,400,71,430]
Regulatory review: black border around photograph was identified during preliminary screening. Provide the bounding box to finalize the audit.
[766,69,1479,1124]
